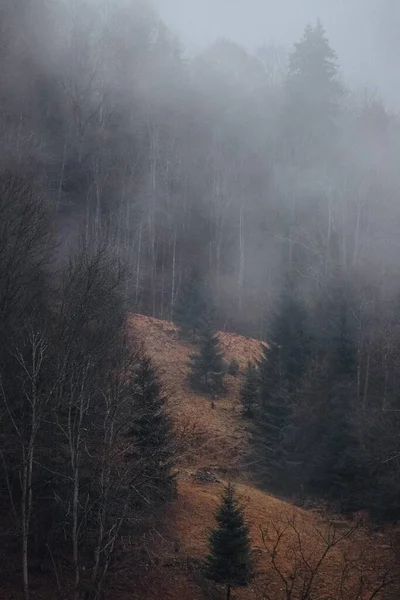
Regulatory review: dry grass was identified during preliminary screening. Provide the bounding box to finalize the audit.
[128,314,263,471]
[127,314,399,600]
[2,314,394,600]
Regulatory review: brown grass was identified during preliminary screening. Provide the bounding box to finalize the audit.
[2,314,395,600]
[126,314,399,600]
[128,314,263,471]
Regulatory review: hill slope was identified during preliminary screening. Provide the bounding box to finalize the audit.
[125,314,398,600]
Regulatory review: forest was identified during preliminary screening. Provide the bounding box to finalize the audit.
[1,1,400,598]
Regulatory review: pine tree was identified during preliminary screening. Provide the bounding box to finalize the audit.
[257,282,311,485]
[205,483,253,600]
[255,383,292,488]
[329,300,358,380]
[174,267,208,340]
[228,358,240,377]
[128,354,176,503]
[299,288,361,508]
[240,362,258,417]
[322,298,360,507]
[188,326,225,395]
[259,282,311,406]
[284,20,342,161]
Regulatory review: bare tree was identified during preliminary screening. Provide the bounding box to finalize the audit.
[257,512,400,600]
[1,329,52,600]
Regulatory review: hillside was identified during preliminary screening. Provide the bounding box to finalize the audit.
[124,314,399,600]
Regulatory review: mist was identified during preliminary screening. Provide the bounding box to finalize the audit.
[2,0,400,598]
[152,0,400,107]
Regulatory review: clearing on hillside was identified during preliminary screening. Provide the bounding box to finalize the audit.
[126,314,399,600]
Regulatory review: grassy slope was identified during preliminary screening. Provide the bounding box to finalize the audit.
[125,314,397,600]
[2,314,395,599]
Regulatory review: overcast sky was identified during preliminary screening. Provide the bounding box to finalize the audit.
[150,0,400,107]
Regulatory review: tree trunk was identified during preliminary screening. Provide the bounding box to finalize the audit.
[57,138,68,212]
[135,221,142,307]
[238,205,244,311]
[226,583,231,600]
[170,228,176,320]
[72,465,80,598]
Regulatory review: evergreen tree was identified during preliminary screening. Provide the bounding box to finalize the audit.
[240,362,259,417]
[284,20,342,161]
[228,358,240,377]
[329,300,358,380]
[174,267,208,340]
[257,283,311,485]
[259,282,311,406]
[128,354,176,503]
[205,483,253,600]
[254,383,292,488]
[318,298,360,507]
[295,291,362,508]
[188,326,225,395]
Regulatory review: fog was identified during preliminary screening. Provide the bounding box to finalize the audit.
[1,0,399,333]
[152,0,400,107]
[2,2,400,596]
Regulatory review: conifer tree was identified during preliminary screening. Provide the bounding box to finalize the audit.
[174,267,208,340]
[284,20,342,161]
[295,289,362,508]
[287,21,341,104]
[257,282,311,485]
[205,483,253,600]
[228,358,240,377]
[259,282,311,406]
[240,362,259,417]
[329,300,358,380]
[317,298,360,507]
[128,354,176,503]
[188,326,225,395]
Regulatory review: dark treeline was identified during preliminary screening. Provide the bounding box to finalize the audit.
[0,169,176,597]
[1,0,400,595]
[248,277,400,524]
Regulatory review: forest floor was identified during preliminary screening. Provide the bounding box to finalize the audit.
[121,314,399,600]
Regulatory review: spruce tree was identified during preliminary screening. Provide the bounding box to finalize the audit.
[205,483,253,600]
[128,354,176,503]
[257,282,311,485]
[259,282,311,403]
[321,298,360,507]
[329,300,358,380]
[287,21,341,104]
[228,358,240,377]
[299,286,362,508]
[174,267,208,340]
[188,326,225,395]
[240,362,259,417]
[284,21,342,161]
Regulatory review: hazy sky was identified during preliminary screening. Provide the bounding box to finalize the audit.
[151,0,400,107]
